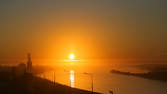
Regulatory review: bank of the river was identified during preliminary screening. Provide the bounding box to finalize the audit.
[111,69,167,82]
[0,72,101,94]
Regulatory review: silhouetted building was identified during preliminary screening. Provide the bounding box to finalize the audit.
[27,53,32,73]
[11,63,26,78]
[16,63,26,76]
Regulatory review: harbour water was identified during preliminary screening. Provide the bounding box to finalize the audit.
[38,61,167,94]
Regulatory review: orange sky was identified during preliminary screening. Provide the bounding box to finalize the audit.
[0,0,167,63]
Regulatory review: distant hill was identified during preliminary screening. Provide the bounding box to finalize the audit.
[111,69,167,82]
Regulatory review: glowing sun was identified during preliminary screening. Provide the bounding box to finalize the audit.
[69,54,75,60]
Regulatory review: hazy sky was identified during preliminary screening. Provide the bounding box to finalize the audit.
[0,0,167,63]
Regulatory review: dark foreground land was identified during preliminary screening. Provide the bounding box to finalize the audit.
[111,69,167,82]
[0,72,101,94]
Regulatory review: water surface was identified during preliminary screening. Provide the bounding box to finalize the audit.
[37,61,167,94]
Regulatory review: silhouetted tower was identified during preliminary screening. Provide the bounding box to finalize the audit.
[27,53,32,73]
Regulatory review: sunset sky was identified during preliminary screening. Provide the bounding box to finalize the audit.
[0,0,167,63]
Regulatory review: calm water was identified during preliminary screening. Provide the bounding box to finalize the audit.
[37,61,167,94]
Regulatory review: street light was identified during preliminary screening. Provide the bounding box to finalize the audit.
[83,72,94,94]
[53,71,56,85]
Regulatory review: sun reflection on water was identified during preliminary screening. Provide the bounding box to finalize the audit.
[70,70,75,87]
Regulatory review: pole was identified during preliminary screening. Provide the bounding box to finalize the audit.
[84,72,94,94]
[91,74,93,94]
[53,71,55,85]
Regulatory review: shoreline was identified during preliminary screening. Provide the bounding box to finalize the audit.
[0,72,101,94]
[111,69,167,82]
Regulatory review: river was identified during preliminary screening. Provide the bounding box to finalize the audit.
[37,61,167,94]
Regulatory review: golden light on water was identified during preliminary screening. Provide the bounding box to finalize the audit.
[70,70,75,87]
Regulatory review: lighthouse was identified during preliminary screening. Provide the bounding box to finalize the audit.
[27,53,32,73]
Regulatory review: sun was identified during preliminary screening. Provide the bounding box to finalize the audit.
[69,54,75,60]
